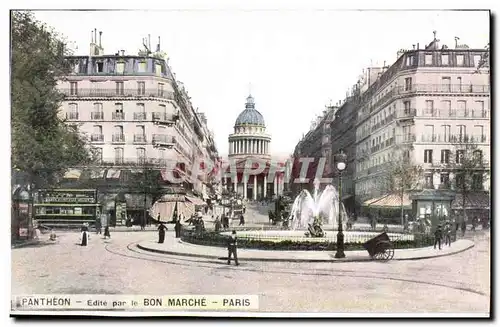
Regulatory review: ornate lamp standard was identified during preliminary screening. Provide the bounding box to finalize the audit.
[334,149,347,259]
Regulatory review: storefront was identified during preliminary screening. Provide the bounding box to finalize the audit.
[34,189,99,227]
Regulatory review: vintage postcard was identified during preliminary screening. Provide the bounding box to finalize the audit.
[10,7,491,318]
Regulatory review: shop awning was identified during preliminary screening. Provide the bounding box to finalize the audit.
[452,192,491,210]
[185,195,206,206]
[64,169,82,179]
[363,193,411,209]
[149,201,195,222]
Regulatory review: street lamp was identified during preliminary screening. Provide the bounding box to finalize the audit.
[334,149,347,259]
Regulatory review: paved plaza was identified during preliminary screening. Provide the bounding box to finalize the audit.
[11,205,490,314]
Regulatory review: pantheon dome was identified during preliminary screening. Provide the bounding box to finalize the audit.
[228,95,271,158]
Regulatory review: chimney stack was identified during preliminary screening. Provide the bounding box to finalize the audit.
[91,30,94,43]
[99,31,102,47]
[417,43,419,49]
[94,29,97,45]
[412,44,416,50]
[120,50,125,56]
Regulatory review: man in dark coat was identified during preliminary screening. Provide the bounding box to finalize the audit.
[239,214,245,226]
[434,224,443,250]
[80,223,89,246]
[174,219,182,238]
[227,230,239,266]
[104,226,111,239]
[158,222,167,243]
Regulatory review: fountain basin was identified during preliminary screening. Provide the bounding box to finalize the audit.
[221,230,414,243]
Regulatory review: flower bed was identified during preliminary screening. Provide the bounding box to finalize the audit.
[180,230,435,251]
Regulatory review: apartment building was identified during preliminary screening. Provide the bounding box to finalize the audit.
[57,31,219,199]
[354,34,490,206]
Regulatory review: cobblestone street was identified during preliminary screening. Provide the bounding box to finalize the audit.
[12,222,490,314]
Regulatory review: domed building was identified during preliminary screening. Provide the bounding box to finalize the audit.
[224,95,285,200]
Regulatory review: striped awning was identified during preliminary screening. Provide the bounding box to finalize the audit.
[149,201,195,222]
[363,193,411,209]
[185,195,206,206]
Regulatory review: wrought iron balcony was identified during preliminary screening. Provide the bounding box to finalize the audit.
[60,88,175,100]
[112,134,125,143]
[91,112,104,120]
[66,112,79,120]
[90,134,104,142]
[152,112,179,124]
[112,112,125,120]
[133,112,147,121]
[395,134,416,143]
[152,134,176,147]
[133,134,147,143]
[420,134,437,142]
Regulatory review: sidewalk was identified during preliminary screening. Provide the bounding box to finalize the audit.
[137,233,475,263]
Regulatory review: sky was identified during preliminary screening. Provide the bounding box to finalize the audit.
[32,9,490,156]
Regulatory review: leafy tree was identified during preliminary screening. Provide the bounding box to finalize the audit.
[11,11,95,187]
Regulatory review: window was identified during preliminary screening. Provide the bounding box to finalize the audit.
[93,125,102,134]
[155,63,162,76]
[137,82,145,95]
[406,55,414,66]
[158,83,164,97]
[94,148,103,163]
[441,100,451,116]
[96,62,104,73]
[424,125,435,141]
[404,78,412,91]
[456,150,464,164]
[425,54,433,65]
[456,54,464,66]
[473,150,483,164]
[474,100,485,118]
[474,55,482,67]
[403,150,410,160]
[138,61,147,73]
[441,77,451,92]
[93,102,103,112]
[114,103,124,120]
[474,125,484,143]
[441,149,450,163]
[457,100,467,117]
[472,174,483,190]
[425,100,434,115]
[455,173,465,189]
[68,103,78,120]
[114,148,124,164]
[115,82,124,95]
[137,148,146,164]
[424,149,433,163]
[116,62,125,74]
[159,149,166,165]
[424,174,433,188]
[441,54,449,65]
[403,100,411,114]
[457,125,466,141]
[442,125,451,142]
[70,82,78,95]
[440,173,450,186]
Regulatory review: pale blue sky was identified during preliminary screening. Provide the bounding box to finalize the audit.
[32,9,490,156]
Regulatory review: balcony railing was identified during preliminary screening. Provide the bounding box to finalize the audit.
[91,112,104,120]
[152,134,176,146]
[394,108,417,119]
[133,134,147,143]
[152,112,179,123]
[420,134,437,142]
[395,134,416,143]
[66,112,79,120]
[399,84,490,94]
[133,112,147,120]
[60,88,175,100]
[91,134,104,142]
[112,112,125,120]
[418,109,490,118]
[112,134,125,143]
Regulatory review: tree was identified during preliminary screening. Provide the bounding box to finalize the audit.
[447,137,489,224]
[11,11,95,236]
[11,11,95,185]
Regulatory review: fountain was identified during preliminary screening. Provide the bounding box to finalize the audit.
[288,178,347,233]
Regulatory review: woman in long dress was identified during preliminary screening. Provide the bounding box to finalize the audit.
[80,223,89,246]
[158,222,167,243]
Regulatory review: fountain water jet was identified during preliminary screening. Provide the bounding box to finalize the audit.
[289,178,347,231]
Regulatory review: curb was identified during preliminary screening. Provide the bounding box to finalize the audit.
[11,240,47,249]
[136,241,474,263]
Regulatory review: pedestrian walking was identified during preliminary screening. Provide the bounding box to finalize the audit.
[95,219,102,234]
[434,224,443,250]
[461,220,467,237]
[174,219,182,238]
[239,214,245,226]
[214,216,222,232]
[227,230,239,266]
[444,223,452,246]
[157,222,167,243]
[104,226,111,239]
[471,216,478,232]
[80,223,89,246]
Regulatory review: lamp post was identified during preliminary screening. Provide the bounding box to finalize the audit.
[334,149,347,259]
